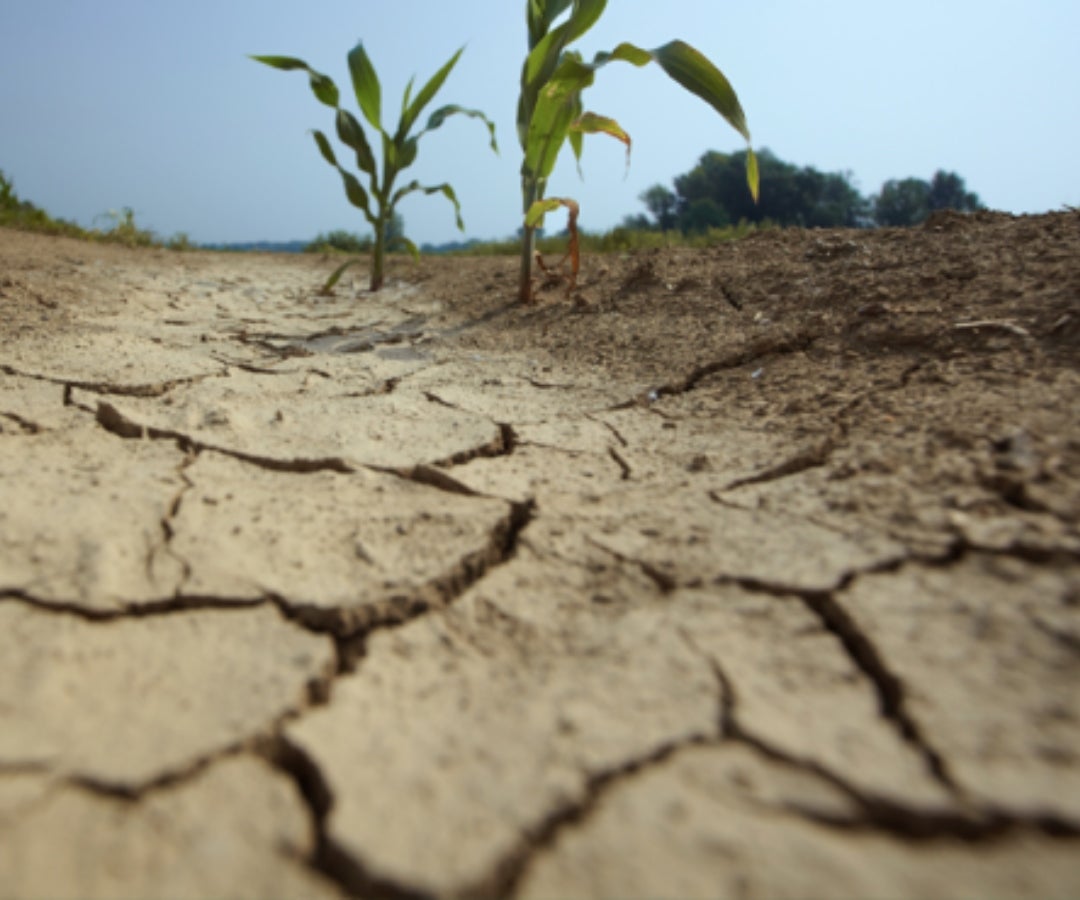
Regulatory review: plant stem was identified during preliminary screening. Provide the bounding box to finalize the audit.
[517,226,535,303]
[518,176,543,303]
[371,216,386,291]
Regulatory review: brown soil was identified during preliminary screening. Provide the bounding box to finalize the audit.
[1,211,1078,898]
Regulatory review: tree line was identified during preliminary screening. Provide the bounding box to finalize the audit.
[624,149,984,233]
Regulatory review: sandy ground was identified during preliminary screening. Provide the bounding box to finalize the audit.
[1,212,1078,898]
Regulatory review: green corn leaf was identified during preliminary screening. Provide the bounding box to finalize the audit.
[423,104,499,153]
[249,54,309,72]
[339,170,373,215]
[311,129,341,168]
[401,75,416,117]
[381,132,397,173]
[746,147,760,203]
[567,128,584,170]
[389,234,421,261]
[311,130,375,224]
[391,180,466,231]
[527,38,756,195]
[519,1,603,154]
[648,40,751,143]
[523,0,607,92]
[398,136,419,171]
[347,42,382,131]
[398,46,465,140]
[335,109,376,175]
[525,98,579,183]
[251,54,340,108]
[524,53,592,180]
[321,258,365,294]
[528,0,574,47]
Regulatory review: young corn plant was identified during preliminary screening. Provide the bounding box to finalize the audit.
[253,42,497,292]
[518,0,759,302]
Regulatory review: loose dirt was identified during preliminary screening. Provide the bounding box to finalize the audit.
[1,211,1078,898]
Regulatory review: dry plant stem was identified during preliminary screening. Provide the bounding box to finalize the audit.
[519,223,537,303]
[532,201,580,298]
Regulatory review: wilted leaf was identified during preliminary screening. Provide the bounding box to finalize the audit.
[571,112,631,172]
[528,196,580,296]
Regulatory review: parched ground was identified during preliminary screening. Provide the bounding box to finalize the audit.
[1,211,1078,898]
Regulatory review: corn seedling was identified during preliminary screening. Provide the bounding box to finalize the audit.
[253,42,497,292]
[518,0,759,302]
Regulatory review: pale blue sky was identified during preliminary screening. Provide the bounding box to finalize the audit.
[1,1,1077,245]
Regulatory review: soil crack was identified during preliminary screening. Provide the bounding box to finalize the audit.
[616,330,819,406]
[678,628,1073,841]
[797,589,961,793]
[1,363,223,398]
[94,399,354,474]
[262,735,432,900]
[146,446,199,594]
[0,411,42,434]
[474,738,713,900]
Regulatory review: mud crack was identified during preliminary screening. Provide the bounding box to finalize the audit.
[681,629,1073,841]
[0,588,267,622]
[147,447,199,594]
[796,589,960,793]
[269,494,536,641]
[473,738,712,900]
[94,400,353,474]
[1,363,222,399]
[0,411,42,434]
[430,422,517,469]
[612,330,819,407]
[262,735,431,900]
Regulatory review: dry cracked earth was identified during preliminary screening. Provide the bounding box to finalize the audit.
[1,210,1079,899]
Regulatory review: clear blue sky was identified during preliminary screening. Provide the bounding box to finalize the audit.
[2,1,1077,246]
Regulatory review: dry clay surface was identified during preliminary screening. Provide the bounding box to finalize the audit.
[1,212,1079,898]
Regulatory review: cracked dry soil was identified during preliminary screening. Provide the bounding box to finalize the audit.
[1,210,1079,899]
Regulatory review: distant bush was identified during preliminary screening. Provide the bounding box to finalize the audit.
[0,170,193,250]
[166,232,195,251]
[304,229,373,254]
[455,220,764,257]
[92,207,158,247]
[0,169,86,238]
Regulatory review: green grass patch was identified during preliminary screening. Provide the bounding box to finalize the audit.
[456,219,765,256]
[0,169,191,249]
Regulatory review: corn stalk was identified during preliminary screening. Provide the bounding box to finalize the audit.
[253,43,496,292]
[517,0,759,302]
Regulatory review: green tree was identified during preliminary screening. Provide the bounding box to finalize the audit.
[873,177,931,226]
[670,148,866,229]
[619,212,653,230]
[640,184,678,231]
[927,170,983,213]
[682,197,729,233]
